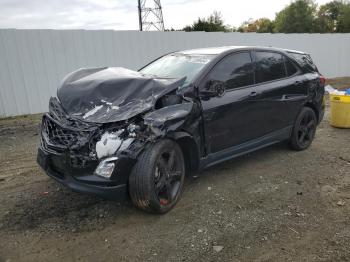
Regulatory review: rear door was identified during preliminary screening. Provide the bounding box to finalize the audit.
[252,51,307,134]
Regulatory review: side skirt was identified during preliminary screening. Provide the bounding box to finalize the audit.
[199,126,292,171]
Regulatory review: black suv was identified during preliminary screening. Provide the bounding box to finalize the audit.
[37,46,325,213]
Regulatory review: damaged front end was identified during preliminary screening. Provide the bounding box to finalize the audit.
[37,97,137,199]
[37,67,199,200]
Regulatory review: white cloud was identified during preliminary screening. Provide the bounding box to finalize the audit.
[0,0,332,30]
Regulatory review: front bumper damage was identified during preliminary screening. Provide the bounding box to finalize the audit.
[37,94,198,200]
[37,99,140,200]
[37,147,133,200]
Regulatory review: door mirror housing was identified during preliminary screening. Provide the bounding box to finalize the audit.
[200,80,226,99]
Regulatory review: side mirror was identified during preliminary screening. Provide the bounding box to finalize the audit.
[200,80,226,99]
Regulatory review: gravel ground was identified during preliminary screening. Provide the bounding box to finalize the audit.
[0,104,350,262]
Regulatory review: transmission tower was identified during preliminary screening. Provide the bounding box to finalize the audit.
[138,0,165,31]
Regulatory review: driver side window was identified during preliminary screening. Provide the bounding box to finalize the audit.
[207,52,254,90]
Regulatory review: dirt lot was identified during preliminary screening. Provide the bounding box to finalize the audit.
[1,93,350,261]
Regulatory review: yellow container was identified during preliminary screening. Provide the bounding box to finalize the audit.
[329,94,350,128]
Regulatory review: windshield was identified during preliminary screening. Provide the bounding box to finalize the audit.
[140,53,214,84]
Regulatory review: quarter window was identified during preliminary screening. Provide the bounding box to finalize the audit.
[255,52,286,83]
[285,57,298,76]
[289,53,318,73]
[207,52,254,90]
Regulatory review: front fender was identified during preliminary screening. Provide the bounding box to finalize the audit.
[143,102,194,132]
[143,102,201,173]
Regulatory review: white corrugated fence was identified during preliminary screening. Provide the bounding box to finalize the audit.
[0,29,349,117]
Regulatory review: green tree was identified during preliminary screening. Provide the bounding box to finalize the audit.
[237,19,253,32]
[181,0,350,34]
[316,1,345,32]
[337,3,350,32]
[238,18,274,33]
[183,11,228,32]
[274,0,317,33]
[256,18,275,33]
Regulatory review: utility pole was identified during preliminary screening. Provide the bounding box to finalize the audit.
[138,0,165,31]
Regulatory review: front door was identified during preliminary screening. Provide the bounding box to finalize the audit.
[199,51,267,154]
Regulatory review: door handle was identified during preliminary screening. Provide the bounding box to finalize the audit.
[249,91,260,97]
[295,81,303,86]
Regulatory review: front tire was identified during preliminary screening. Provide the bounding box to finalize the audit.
[289,107,317,151]
[129,139,185,214]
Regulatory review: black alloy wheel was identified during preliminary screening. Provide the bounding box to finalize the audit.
[129,139,185,213]
[290,107,317,151]
[154,149,183,206]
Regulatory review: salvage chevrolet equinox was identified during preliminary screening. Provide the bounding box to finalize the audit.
[37,46,325,213]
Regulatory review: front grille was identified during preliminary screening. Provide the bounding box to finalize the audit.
[70,154,95,169]
[41,97,105,169]
[42,115,86,148]
[41,114,98,169]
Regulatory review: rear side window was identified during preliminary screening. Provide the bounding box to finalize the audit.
[285,57,298,76]
[255,52,286,83]
[207,52,254,90]
[288,53,318,73]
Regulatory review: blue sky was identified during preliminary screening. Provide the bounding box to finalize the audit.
[0,0,331,30]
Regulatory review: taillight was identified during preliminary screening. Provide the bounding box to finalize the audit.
[319,75,326,86]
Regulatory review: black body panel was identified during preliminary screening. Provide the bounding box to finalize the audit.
[199,126,292,170]
[201,86,269,153]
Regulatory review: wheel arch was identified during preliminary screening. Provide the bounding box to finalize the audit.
[303,101,319,122]
[168,131,200,175]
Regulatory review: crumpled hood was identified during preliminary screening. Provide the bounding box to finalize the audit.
[57,67,186,123]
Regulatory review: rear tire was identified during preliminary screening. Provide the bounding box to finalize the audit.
[289,107,317,151]
[129,139,185,214]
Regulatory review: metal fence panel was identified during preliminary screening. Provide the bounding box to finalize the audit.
[0,29,349,117]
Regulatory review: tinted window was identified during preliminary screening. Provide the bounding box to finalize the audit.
[288,53,318,73]
[255,52,286,83]
[285,57,298,76]
[207,52,254,90]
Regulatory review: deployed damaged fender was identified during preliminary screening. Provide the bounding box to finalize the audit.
[57,67,186,123]
[144,102,194,132]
